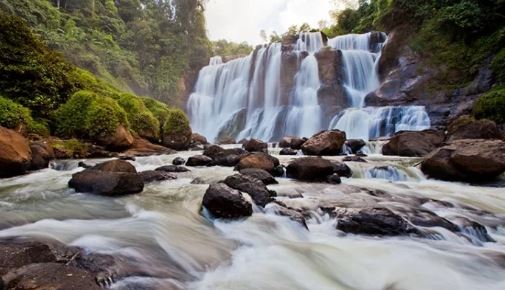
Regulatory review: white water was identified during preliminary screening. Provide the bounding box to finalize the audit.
[1,152,505,289]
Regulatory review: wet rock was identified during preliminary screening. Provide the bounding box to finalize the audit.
[382,130,445,157]
[203,145,226,159]
[118,155,135,161]
[78,161,93,169]
[242,139,268,153]
[327,174,342,184]
[421,139,505,182]
[162,126,192,151]
[272,165,285,177]
[155,165,191,173]
[0,238,60,276]
[345,139,366,154]
[279,136,306,150]
[186,155,213,167]
[191,177,206,184]
[239,168,278,185]
[202,183,253,219]
[217,136,236,145]
[124,137,175,156]
[343,156,367,163]
[191,133,209,145]
[447,115,503,142]
[29,141,55,170]
[91,160,136,173]
[331,161,353,178]
[69,170,144,196]
[139,170,177,183]
[97,125,134,152]
[450,217,495,243]
[301,130,346,156]
[280,148,298,155]
[0,127,32,178]
[223,174,274,207]
[336,207,416,236]
[172,157,186,165]
[286,157,334,181]
[236,153,280,174]
[266,202,308,229]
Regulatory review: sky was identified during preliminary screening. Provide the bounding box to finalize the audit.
[204,0,354,45]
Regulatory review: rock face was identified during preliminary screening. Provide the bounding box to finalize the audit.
[186,155,213,167]
[69,160,144,196]
[301,130,346,156]
[242,139,268,153]
[97,125,134,151]
[238,168,278,185]
[236,153,280,173]
[223,174,274,207]
[279,136,306,150]
[0,127,32,178]
[447,115,503,142]
[382,130,445,157]
[29,141,54,170]
[336,207,415,236]
[202,183,253,219]
[421,139,505,182]
[286,157,334,181]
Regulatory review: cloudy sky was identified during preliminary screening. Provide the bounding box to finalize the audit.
[204,0,354,45]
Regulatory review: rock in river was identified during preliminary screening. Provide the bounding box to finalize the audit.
[202,183,253,219]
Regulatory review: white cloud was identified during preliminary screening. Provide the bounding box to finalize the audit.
[205,0,347,45]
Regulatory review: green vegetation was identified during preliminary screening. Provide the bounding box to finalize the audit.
[0,96,50,136]
[491,48,505,85]
[212,40,253,57]
[51,138,89,157]
[163,108,191,135]
[0,0,211,105]
[117,93,159,140]
[474,87,505,124]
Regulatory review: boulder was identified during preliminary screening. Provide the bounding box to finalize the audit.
[286,157,334,181]
[211,153,242,167]
[382,130,445,157]
[186,155,213,167]
[203,145,226,159]
[345,139,366,154]
[266,202,307,229]
[301,130,346,156]
[239,168,278,185]
[139,170,177,183]
[124,137,175,156]
[162,127,192,151]
[421,139,505,182]
[91,160,136,173]
[336,207,416,236]
[331,161,353,178]
[242,139,268,153]
[272,165,285,177]
[30,141,55,170]
[280,148,298,156]
[0,127,32,178]
[97,125,134,151]
[155,165,190,173]
[191,133,209,145]
[447,115,503,142]
[202,183,253,219]
[327,174,342,184]
[69,170,144,196]
[236,153,280,173]
[223,174,274,207]
[217,136,236,145]
[172,157,186,165]
[279,136,306,150]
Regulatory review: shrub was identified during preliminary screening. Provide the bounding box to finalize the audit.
[474,87,505,124]
[491,48,505,85]
[142,97,171,127]
[54,90,128,139]
[117,94,159,139]
[0,96,32,129]
[163,108,191,135]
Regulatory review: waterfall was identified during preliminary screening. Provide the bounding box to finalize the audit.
[188,31,430,142]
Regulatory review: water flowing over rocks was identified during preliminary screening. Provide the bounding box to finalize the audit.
[0,127,32,178]
[382,130,446,157]
[29,140,55,170]
[223,174,274,207]
[139,170,177,183]
[202,183,253,219]
[301,130,346,156]
[421,139,505,182]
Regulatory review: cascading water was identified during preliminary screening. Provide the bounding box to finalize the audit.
[188,31,430,142]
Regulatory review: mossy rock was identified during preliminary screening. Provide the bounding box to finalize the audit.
[474,87,505,124]
[117,94,160,141]
[161,108,192,150]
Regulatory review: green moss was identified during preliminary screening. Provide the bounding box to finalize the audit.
[142,97,171,126]
[474,87,505,124]
[491,48,505,85]
[117,94,159,138]
[54,90,128,139]
[163,108,191,135]
[51,138,89,157]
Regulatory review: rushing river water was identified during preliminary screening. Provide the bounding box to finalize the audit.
[1,147,505,290]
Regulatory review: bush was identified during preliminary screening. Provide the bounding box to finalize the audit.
[54,90,128,139]
[117,94,159,139]
[163,108,191,135]
[142,97,171,126]
[492,48,505,85]
[0,96,32,129]
[474,87,505,124]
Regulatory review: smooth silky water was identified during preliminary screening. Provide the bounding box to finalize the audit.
[1,146,505,290]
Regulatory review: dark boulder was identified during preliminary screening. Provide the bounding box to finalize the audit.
[139,170,177,183]
[203,145,226,159]
[155,165,190,173]
[447,115,503,142]
[301,130,346,156]
[172,157,186,165]
[91,159,136,173]
[280,148,298,156]
[382,130,445,157]
[239,168,278,185]
[202,183,253,219]
[331,161,353,178]
[327,174,342,184]
[0,127,32,178]
[345,139,366,154]
[279,136,307,150]
[97,125,134,152]
[343,156,367,163]
[29,141,55,170]
[69,170,144,196]
[236,153,280,173]
[223,174,274,207]
[272,165,285,177]
[186,155,213,167]
[242,139,268,153]
[191,133,209,145]
[286,157,334,181]
[336,207,416,236]
[421,139,505,182]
